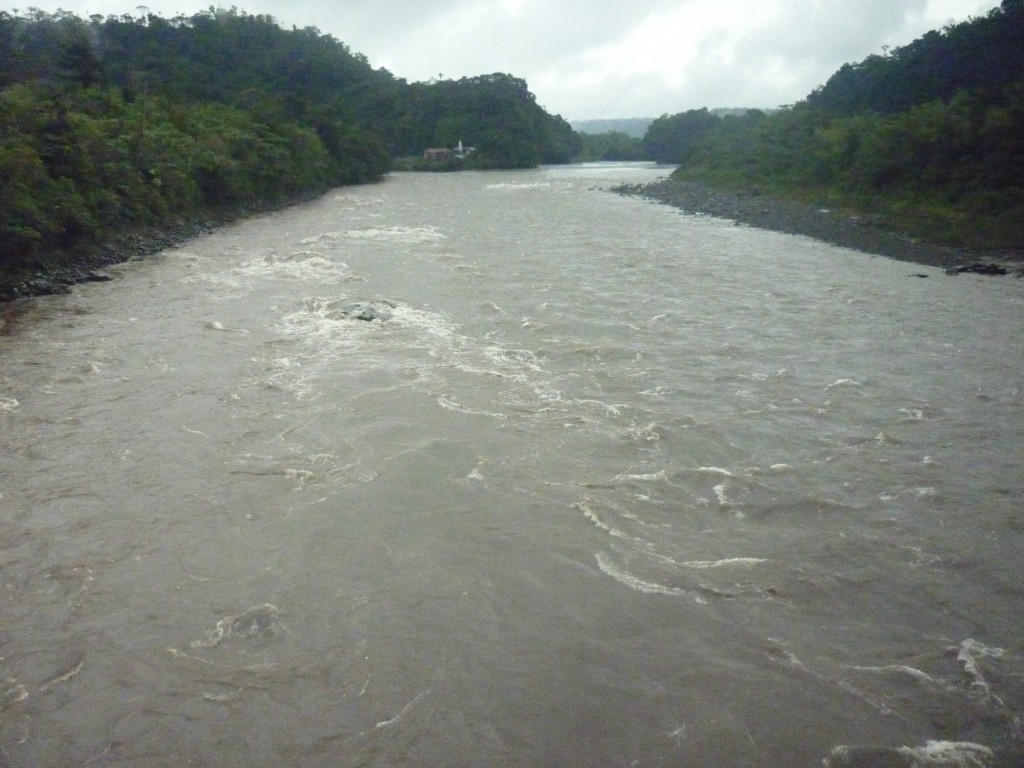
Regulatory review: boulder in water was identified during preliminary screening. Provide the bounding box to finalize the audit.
[339,299,396,321]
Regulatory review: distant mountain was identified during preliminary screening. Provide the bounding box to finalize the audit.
[572,110,764,138]
[571,118,653,138]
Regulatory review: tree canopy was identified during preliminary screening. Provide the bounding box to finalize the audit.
[0,8,577,286]
[645,0,1024,249]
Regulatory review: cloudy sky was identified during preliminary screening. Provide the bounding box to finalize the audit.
[11,0,1002,119]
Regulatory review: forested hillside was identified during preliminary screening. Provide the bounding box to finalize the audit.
[573,131,647,162]
[572,118,652,139]
[645,0,1024,250]
[0,8,576,296]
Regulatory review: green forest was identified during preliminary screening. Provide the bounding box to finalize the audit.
[0,7,577,294]
[642,0,1024,250]
[3,2,1023,297]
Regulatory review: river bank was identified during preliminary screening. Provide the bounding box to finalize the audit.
[616,179,1024,275]
[0,190,336,305]
[4,176,1020,307]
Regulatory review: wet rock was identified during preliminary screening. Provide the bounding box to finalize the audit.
[340,299,396,321]
[27,278,70,296]
[191,603,286,648]
[944,263,1009,276]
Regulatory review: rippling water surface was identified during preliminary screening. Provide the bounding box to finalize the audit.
[2,164,1022,767]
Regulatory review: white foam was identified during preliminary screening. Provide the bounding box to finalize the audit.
[578,501,629,539]
[572,398,622,416]
[374,689,431,729]
[638,386,671,397]
[956,639,1004,700]
[273,291,567,410]
[484,346,541,370]
[3,683,29,703]
[191,603,286,649]
[595,553,705,602]
[615,469,668,483]
[303,226,446,244]
[0,397,19,413]
[621,422,663,442]
[187,250,355,291]
[712,483,732,505]
[276,298,389,364]
[485,182,551,190]
[437,394,507,420]
[695,466,734,476]
[678,557,766,569]
[825,378,862,390]
[899,741,993,767]
[848,664,944,686]
[825,741,994,768]
[284,469,314,483]
[300,232,343,244]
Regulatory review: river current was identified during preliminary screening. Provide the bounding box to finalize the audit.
[2,164,1022,767]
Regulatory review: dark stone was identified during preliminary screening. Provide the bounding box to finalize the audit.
[946,263,1009,276]
[340,299,396,322]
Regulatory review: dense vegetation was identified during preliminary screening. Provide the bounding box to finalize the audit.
[572,118,652,139]
[573,130,646,162]
[0,8,576,291]
[645,0,1024,250]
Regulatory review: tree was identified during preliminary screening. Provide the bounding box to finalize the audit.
[642,109,721,164]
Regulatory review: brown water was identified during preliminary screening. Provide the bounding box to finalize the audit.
[2,164,1022,767]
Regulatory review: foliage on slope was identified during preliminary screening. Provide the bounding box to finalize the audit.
[573,131,646,162]
[0,8,576,287]
[644,0,1024,250]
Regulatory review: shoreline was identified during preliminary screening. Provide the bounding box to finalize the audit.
[616,179,1024,275]
[4,176,1021,307]
[0,189,333,305]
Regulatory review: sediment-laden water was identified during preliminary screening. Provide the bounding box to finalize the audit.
[2,164,1022,767]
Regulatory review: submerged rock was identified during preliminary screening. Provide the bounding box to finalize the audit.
[339,299,397,321]
[191,603,286,648]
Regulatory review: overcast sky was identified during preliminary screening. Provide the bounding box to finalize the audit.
[10,0,1002,119]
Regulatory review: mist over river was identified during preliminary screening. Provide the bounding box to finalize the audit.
[2,164,1022,767]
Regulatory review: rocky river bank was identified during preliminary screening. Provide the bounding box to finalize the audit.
[3,178,1020,308]
[616,179,1023,275]
[0,191,329,305]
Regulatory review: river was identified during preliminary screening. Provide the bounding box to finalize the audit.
[2,163,1022,767]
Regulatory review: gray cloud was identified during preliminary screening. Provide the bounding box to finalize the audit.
[15,0,1002,118]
